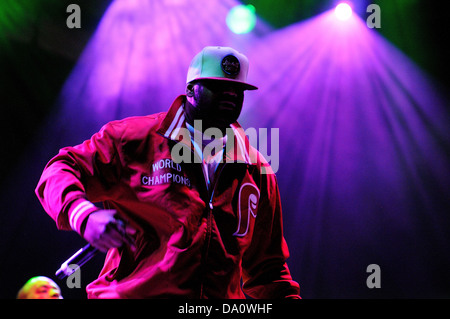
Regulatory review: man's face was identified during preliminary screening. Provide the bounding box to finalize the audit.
[184,80,245,131]
[21,277,63,299]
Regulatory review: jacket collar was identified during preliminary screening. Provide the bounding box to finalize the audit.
[157,95,255,165]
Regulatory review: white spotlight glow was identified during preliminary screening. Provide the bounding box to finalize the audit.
[226,5,257,34]
[334,2,353,21]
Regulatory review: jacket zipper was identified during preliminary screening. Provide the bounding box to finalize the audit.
[164,127,228,298]
[199,162,227,298]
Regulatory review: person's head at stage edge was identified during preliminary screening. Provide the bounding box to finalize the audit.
[16,276,63,299]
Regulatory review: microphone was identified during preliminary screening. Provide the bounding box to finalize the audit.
[55,243,99,279]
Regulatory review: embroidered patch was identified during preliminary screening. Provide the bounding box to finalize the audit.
[221,55,240,76]
[141,158,191,187]
[233,182,260,237]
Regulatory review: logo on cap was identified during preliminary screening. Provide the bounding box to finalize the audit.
[221,55,240,76]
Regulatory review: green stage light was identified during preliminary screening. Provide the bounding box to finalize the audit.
[226,4,256,34]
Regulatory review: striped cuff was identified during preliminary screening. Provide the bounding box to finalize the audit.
[68,199,99,234]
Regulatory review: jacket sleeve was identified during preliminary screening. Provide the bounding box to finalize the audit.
[241,165,301,299]
[35,122,122,235]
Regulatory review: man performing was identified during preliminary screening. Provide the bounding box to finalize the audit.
[35,46,300,299]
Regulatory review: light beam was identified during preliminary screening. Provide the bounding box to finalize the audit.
[242,10,450,298]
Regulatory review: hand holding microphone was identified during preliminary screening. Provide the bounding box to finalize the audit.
[82,209,138,253]
[55,210,138,279]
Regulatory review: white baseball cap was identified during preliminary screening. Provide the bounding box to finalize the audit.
[186,46,258,90]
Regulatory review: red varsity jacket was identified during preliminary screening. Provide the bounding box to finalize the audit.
[35,95,300,299]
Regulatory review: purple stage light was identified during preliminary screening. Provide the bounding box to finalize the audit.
[53,0,270,145]
[242,9,450,298]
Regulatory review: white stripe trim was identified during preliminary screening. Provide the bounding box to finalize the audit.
[69,201,95,231]
[164,106,184,138]
[232,125,251,163]
[170,113,185,140]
